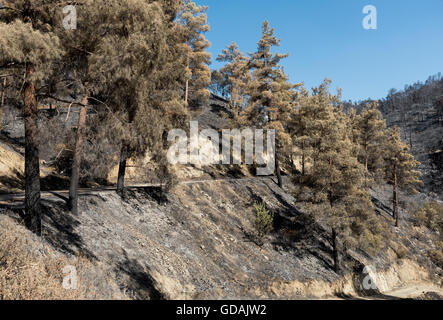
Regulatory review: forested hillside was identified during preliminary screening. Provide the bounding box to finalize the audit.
[0,0,441,300]
[345,75,443,197]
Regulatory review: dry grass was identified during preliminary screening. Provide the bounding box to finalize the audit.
[0,144,24,193]
[414,201,443,234]
[396,245,408,260]
[0,215,125,300]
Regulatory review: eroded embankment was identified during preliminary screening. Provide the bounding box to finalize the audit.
[268,259,439,299]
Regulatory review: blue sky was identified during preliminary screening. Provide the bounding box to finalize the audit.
[195,0,443,101]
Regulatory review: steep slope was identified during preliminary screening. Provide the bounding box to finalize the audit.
[0,88,441,300]
[382,102,443,197]
[377,76,443,198]
[1,177,439,300]
[0,214,125,300]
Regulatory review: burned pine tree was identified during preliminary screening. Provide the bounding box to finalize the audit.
[239,21,298,187]
[383,127,422,227]
[179,0,211,107]
[87,0,190,194]
[0,1,63,234]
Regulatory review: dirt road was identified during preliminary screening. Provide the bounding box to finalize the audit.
[381,282,443,299]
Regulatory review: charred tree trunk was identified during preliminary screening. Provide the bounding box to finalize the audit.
[332,228,339,272]
[23,64,41,235]
[364,153,368,172]
[364,138,368,171]
[301,144,305,176]
[275,154,283,188]
[0,77,6,125]
[117,142,128,195]
[393,164,399,227]
[68,95,88,215]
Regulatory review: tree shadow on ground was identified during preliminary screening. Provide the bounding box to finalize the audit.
[40,200,97,260]
[2,198,97,260]
[371,196,394,219]
[116,251,165,300]
[0,169,24,192]
[122,187,169,205]
[226,165,245,178]
[41,174,70,191]
[257,181,339,272]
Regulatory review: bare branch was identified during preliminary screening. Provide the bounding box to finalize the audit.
[88,96,126,125]
[36,93,86,106]
[65,101,74,122]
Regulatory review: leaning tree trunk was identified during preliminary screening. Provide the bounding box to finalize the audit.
[68,95,88,215]
[23,64,41,235]
[393,164,399,227]
[364,137,368,171]
[331,228,339,272]
[117,142,128,195]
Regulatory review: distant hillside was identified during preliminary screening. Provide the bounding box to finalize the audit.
[347,74,443,198]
